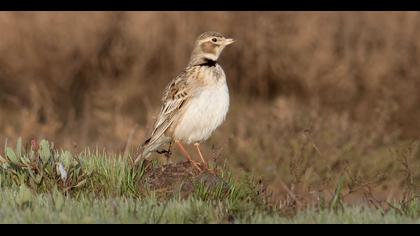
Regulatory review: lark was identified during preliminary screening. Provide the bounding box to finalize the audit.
[135,31,235,171]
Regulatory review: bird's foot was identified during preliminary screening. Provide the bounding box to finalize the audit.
[189,160,203,173]
[196,162,216,175]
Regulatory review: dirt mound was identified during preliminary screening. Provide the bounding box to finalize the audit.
[140,161,229,198]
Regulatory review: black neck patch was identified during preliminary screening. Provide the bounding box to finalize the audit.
[198,58,217,67]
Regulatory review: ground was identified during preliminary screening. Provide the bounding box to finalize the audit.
[0,139,419,223]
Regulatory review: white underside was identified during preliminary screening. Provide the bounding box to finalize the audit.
[173,81,229,144]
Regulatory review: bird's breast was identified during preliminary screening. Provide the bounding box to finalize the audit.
[173,71,229,144]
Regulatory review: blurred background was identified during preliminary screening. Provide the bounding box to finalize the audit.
[1,12,419,202]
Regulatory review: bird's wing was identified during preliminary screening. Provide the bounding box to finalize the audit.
[144,68,197,147]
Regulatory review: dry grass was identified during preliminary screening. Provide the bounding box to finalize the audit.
[1,12,420,205]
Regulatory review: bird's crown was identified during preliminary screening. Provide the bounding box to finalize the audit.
[197,31,225,40]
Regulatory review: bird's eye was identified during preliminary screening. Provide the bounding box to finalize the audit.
[211,38,217,42]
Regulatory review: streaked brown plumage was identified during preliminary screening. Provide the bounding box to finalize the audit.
[136,31,235,171]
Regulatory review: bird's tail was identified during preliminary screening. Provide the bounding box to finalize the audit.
[134,136,170,164]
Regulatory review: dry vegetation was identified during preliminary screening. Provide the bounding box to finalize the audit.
[1,12,420,208]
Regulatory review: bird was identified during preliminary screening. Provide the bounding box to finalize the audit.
[135,31,235,171]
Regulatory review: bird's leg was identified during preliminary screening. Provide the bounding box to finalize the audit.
[194,143,214,173]
[176,140,201,171]
[194,143,207,166]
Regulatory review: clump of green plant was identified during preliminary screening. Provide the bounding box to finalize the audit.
[0,137,278,222]
[0,138,92,195]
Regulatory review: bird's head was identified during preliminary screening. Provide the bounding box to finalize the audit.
[189,31,235,65]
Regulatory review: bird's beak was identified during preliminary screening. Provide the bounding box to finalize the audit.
[224,38,235,45]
